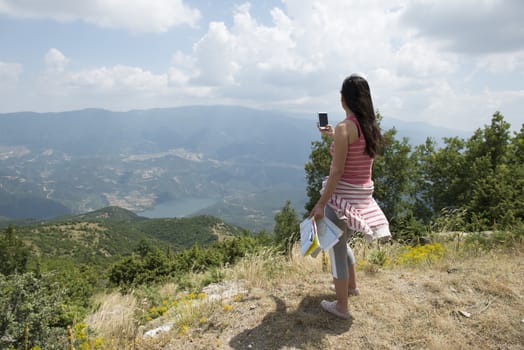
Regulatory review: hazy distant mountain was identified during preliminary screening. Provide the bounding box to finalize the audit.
[380,118,470,146]
[0,106,468,156]
[0,105,471,230]
[0,106,316,161]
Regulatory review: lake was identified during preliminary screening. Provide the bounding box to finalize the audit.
[138,197,218,218]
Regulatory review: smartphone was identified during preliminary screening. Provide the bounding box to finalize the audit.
[318,113,328,130]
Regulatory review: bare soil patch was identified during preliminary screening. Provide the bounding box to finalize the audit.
[136,248,523,350]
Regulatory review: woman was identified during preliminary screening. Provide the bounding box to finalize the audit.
[310,74,391,319]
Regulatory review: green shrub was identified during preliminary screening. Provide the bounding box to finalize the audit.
[0,273,68,349]
[368,250,388,267]
[390,211,429,243]
[109,235,262,289]
[464,229,523,251]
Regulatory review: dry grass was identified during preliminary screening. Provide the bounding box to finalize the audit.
[85,236,524,350]
[84,292,139,346]
[223,247,321,289]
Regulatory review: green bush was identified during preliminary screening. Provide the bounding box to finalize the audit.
[368,250,388,267]
[464,229,523,251]
[0,273,68,349]
[390,211,429,243]
[109,235,262,289]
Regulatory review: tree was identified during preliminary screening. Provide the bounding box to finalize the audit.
[373,127,414,221]
[417,136,467,216]
[417,112,522,229]
[510,124,524,165]
[109,241,171,287]
[507,124,524,225]
[410,137,437,222]
[0,225,29,276]
[463,112,523,228]
[304,135,332,214]
[108,255,147,287]
[465,111,511,171]
[136,238,154,259]
[273,201,300,256]
[41,259,100,325]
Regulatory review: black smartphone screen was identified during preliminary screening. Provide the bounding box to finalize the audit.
[318,113,328,127]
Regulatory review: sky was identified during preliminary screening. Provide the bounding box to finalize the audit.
[0,0,523,131]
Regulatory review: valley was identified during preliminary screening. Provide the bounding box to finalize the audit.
[0,105,467,231]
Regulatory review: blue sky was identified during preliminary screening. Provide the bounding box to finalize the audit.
[0,0,523,131]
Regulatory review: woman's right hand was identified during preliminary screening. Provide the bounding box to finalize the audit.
[318,124,335,137]
[310,202,325,220]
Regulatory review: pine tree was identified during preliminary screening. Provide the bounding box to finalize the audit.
[273,201,299,256]
[0,225,29,276]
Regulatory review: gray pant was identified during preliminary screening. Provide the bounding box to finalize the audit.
[325,205,356,279]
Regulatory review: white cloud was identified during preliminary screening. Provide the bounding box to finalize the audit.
[165,1,413,108]
[44,48,69,72]
[401,0,524,54]
[192,21,239,86]
[1,0,522,131]
[33,49,216,111]
[37,47,169,104]
[69,66,168,93]
[0,61,23,89]
[419,86,524,131]
[40,63,169,95]
[168,51,197,86]
[0,0,200,32]
[394,40,456,77]
[475,50,524,74]
[170,2,343,105]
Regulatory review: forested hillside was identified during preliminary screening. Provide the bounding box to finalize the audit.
[8,206,248,264]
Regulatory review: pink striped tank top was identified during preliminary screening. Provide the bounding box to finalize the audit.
[331,115,373,186]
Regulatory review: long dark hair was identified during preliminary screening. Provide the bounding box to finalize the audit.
[340,74,382,158]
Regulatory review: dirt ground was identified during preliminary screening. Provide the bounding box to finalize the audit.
[138,249,524,350]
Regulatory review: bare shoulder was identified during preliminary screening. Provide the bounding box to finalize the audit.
[340,119,359,143]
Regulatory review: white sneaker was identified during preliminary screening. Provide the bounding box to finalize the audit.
[320,300,350,320]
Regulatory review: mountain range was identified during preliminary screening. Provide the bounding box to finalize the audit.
[0,105,470,231]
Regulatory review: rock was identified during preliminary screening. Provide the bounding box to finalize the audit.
[144,324,173,337]
[202,280,247,301]
[459,310,471,318]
